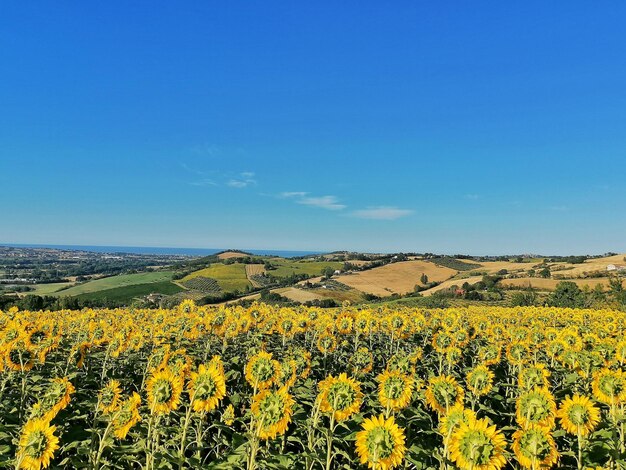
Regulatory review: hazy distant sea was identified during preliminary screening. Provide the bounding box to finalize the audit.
[2,244,320,258]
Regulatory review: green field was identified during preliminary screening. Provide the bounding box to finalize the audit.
[267,259,343,278]
[183,264,250,292]
[55,271,176,296]
[75,281,184,302]
[30,282,75,295]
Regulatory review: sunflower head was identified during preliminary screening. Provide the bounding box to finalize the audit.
[557,394,600,436]
[439,404,476,437]
[146,368,184,415]
[245,351,280,390]
[318,373,363,421]
[424,375,465,415]
[518,363,551,391]
[516,387,556,430]
[251,386,294,440]
[17,419,59,470]
[222,404,235,426]
[98,379,123,414]
[112,392,142,439]
[512,425,559,469]
[466,364,494,396]
[449,417,507,470]
[377,370,414,411]
[355,414,407,469]
[316,333,338,354]
[188,363,226,412]
[352,347,374,375]
[592,368,626,405]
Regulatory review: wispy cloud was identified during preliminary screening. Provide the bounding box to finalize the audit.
[465,194,480,200]
[227,172,257,188]
[279,191,308,198]
[547,205,569,212]
[299,196,346,210]
[281,192,346,210]
[188,178,217,187]
[351,206,413,220]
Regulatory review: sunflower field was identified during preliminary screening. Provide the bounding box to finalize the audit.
[1,301,626,469]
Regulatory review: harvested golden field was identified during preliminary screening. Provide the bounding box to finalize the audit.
[245,264,266,287]
[550,253,626,277]
[217,251,249,260]
[501,277,625,291]
[469,260,536,275]
[420,276,484,296]
[336,260,457,297]
[273,287,325,302]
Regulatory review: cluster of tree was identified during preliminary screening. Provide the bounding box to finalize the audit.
[0,294,126,311]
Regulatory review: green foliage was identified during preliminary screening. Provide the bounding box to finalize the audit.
[430,257,482,271]
[76,281,184,303]
[546,281,586,308]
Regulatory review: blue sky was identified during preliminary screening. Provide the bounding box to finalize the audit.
[1,2,625,254]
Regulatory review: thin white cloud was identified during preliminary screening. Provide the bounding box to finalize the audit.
[280,191,309,198]
[298,195,346,211]
[465,194,480,200]
[279,191,346,210]
[352,206,413,220]
[227,172,257,188]
[547,205,569,211]
[188,179,217,187]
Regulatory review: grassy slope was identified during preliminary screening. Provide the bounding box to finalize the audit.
[30,282,76,295]
[268,260,343,278]
[76,281,184,302]
[55,271,176,296]
[183,264,250,292]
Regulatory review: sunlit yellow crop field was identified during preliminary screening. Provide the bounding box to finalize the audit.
[2,301,626,469]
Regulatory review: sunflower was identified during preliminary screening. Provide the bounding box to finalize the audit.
[188,363,226,412]
[98,379,123,414]
[317,333,338,354]
[448,417,507,470]
[244,351,280,390]
[277,359,298,388]
[556,394,601,436]
[251,386,294,440]
[477,344,502,366]
[290,348,312,379]
[591,368,626,405]
[438,403,476,437]
[16,419,59,470]
[424,375,465,415]
[4,340,35,372]
[164,348,192,376]
[112,392,142,439]
[512,426,559,469]
[318,373,363,421]
[335,313,354,334]
[506,342,530,366]
[386,353,414,376]
[352,347,374,375]
[432,330,455,353]
[222,403,235,426]
[377,370,414,412]
[518,363,551,390]
[466,364,494,396]
[355,414,406,469]
[516,387,556,430]
[178,298,196,314]
[38,377,75,421]
[146,368,184,414]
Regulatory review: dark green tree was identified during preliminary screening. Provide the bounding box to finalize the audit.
[546,281,585,308]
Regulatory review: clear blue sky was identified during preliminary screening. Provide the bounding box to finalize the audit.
[1,2,625,255]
